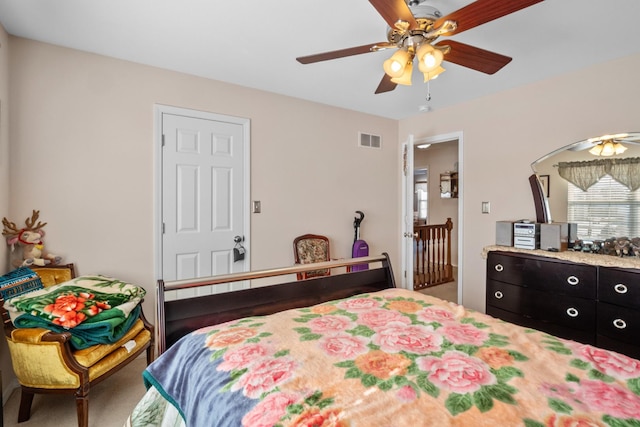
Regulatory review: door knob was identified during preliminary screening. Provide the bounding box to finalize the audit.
[234,236,244,243]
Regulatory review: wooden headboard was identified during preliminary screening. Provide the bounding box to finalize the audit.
[157,254,396,353]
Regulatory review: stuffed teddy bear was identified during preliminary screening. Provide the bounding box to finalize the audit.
[2,210,62,268]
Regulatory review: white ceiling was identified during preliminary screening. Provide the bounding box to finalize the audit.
[1,0,640,120]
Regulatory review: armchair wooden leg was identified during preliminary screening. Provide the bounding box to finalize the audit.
[146,345,154,365]
[17,388,34,422]
[75,395,89,427]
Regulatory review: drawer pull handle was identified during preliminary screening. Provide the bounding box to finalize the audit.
[566,308,579,318]
[614,284,628,294]
[494,264,504,272]
[494,291,504,299]
[566,276,579,286]
[613,319,627,329]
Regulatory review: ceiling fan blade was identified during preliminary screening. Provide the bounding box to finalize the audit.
[434,0,544,36]
[435,40,512,74]
[369,0,418,30]
[375,74,397,94]
[296,42,386,64]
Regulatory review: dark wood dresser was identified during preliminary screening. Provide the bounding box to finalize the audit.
[485,248,640,359]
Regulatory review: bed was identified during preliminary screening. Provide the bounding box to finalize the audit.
[127,254,640,426]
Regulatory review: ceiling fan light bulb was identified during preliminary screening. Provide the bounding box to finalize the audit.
[424,54,437,68]
[391,62,413,86]
[589,144,603,156]
[423,66,445,82]
[600,141,615,156]
[383,50,410,78]
[614,142,628,154]
[383,58,401,76]
[417,44,443,72]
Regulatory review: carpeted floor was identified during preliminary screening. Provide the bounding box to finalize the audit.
[417,267,458,303]
[2,356,148,427]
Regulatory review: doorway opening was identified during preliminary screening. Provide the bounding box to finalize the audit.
[403,132,463,304]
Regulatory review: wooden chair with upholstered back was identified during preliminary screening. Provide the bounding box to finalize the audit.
[0,263,154,427]
[293,234,331,280]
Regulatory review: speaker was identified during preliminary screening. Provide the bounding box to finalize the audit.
[540,222,569,251]
[496,221,515,246]
[567,223,578,248]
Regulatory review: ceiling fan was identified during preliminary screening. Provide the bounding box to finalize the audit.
[568,133,640,156]
[296,0,544,94]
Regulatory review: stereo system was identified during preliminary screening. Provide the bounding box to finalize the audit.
[513,222,539,250]
[496,220,577,252]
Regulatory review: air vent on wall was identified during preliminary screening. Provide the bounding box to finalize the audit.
[359,132,382,149]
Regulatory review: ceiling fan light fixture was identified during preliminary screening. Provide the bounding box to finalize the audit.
[423,65,445,82]
[589,140,628,156]
[601,141,616,156]
[615,142,629,154]
[416,44,443,72]
[383,49,411,78]
[588,144,603,156]
[391,61,413,86]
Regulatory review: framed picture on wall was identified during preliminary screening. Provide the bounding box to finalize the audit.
[539,175,550,198]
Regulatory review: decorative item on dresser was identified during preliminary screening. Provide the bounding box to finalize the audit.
[485,247,640,359]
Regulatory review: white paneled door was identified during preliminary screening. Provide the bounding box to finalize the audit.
[161,110,250,297]
[401,136,414,290]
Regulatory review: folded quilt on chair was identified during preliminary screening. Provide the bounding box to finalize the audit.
[3,275,146,349]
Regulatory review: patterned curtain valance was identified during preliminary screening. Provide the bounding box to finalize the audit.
[557,157,640,191]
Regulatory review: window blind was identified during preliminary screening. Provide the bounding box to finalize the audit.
[567,175,640,240]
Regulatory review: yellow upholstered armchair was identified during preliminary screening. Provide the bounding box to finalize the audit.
[0,264,154,427]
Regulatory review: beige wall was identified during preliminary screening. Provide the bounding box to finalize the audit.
[400,52,640,311]
[0,22,9,269]
[7,37,400,303]
[0,24,12,400]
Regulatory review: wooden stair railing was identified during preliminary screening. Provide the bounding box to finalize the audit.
[413,218,453,290]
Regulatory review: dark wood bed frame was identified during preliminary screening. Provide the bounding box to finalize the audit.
[157,254,396,353]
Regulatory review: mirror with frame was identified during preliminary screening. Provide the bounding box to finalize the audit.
[530,132,640,250]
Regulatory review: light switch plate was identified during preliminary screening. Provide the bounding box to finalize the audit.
[252,201,261,213]
[482,201,490,214]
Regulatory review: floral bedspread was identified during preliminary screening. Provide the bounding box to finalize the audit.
[142,288,640,427]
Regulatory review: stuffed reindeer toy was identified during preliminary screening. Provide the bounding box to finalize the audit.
[2,210,62,268]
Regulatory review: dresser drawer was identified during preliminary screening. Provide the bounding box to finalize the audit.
[487,280,596,332]
[487,252,597,298]
[598,267,640,310]
[488,306,595,344]
[597,301,640,346]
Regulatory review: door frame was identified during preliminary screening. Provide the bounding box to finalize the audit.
[154,104,251,280]
[401,131,464,304]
